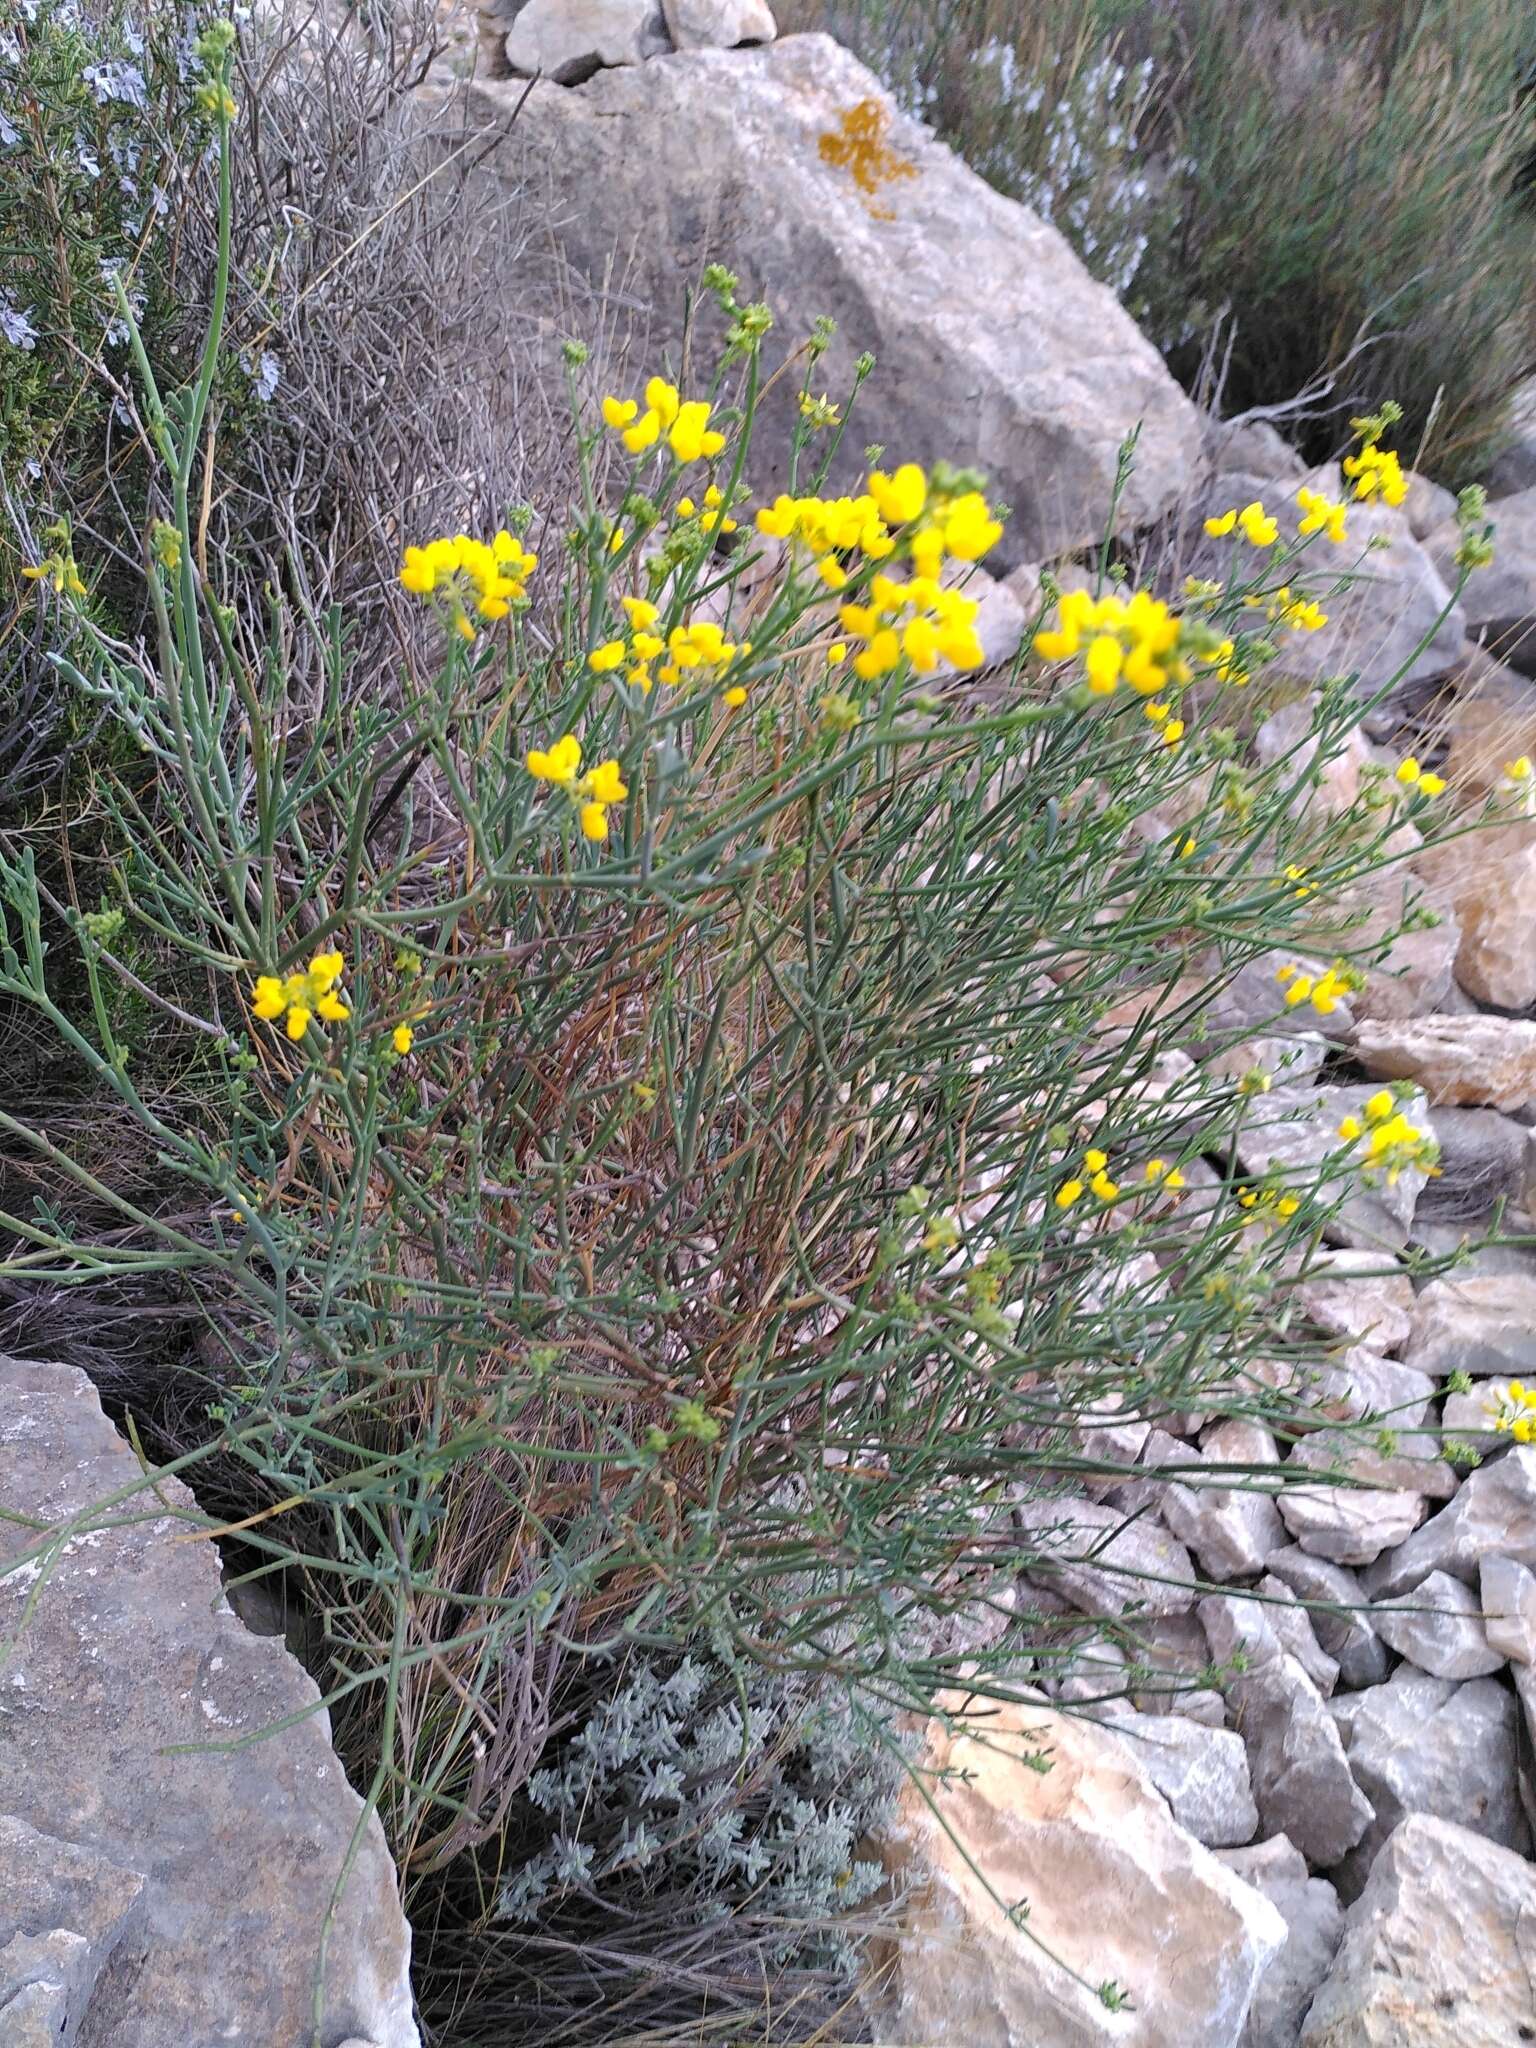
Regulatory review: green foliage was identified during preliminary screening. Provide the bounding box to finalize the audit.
[786,0,1536,479]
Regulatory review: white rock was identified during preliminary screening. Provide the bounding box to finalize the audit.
[1293,1249,1415,1355]
[1299,1814,1536,2045]
[462,35,1201,569]
[665,0,776,46]
[1218,1835,1343,2048]
[1352,1013,1536,1110]
[506,0,669,81]
[1479,1553,1536,1665]
[1328,1667,1525,1889]
[1276,1482,1425,1567]
[873,1694,1286,2047]
[1263,1547,1388,1691]
[1112,1714,1259,1848]
[1015,1494,1199,1618]
[0,1359,419,2048]
[1373,1568,1503,1679]
[1367,1445,1536,1597]
[1406,1273,1536,1378]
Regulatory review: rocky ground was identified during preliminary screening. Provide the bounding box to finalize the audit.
[9,5,1536,2044]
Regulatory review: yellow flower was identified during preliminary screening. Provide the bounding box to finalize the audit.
[623,411,661,454]
[392,1024,414,1055]
[252,975,286,1020]
[586,759,628,804]
[1238,502,1278,548]
[622,595,660,631]
[580,801,610,841]
[1505,755,1533,783]
[1085,634,1123,696]
[1055,1179,1085,1210]
[867,463,928,526]
[1296,486,1349,544]
[527,734,583,786]
[722,684,748,708]
[1144,1158,1186,1192]
[1396,757,1446,796]
[250,949,350,1042]
[645,377,681,427]
[668,399,727,464]
[1344,442,1408,507]
[828,641,848,666]
[601,396,638,429]
[1161,718,1185,747]
[589,640,628,673]
[1204,508,1238,537]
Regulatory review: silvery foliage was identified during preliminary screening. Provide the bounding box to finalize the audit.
[497,1650,898,1970]
[972,46,1159,300]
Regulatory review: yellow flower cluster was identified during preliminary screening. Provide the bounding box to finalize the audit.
[1296,486,1349,544]
[252,950,348,1041]
[525,734,629,841]
[1237,1183,1302,1226]
[1032,587,1186,698]
[22,550,87,599]
[864,464,1004,576]
[602,379,727,463]
[1055,1147,1120,1209]
[1395,756,1446,797]
[1204,501,1279,547]
[756,488,896,563]
[1489,1381,1536,1445]
[1338,1089,1439,1188]
[399,531,538,638]
[1343,443,1408,507]
[838,572,985,679]
[1276,960,1358,1016]
[590,597,751,702]
[1263,586,1329,633]
[758,463,1000,585]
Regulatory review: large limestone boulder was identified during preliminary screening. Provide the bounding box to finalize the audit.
[1299,1814,1536,2045]
[871,1695,1285,2047]
[1352,1013,1536,1109]
[456,34,1202,567]
[0,1356,419,2048]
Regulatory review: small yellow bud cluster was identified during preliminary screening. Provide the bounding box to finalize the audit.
[1237,1183,1302,1227]
[1056,1147,1120,1209]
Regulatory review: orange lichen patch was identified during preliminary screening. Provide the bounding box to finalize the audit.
[817,98,917,218]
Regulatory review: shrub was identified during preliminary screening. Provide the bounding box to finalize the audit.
[1,30,1502,2042]
[415,1649,900,2044]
